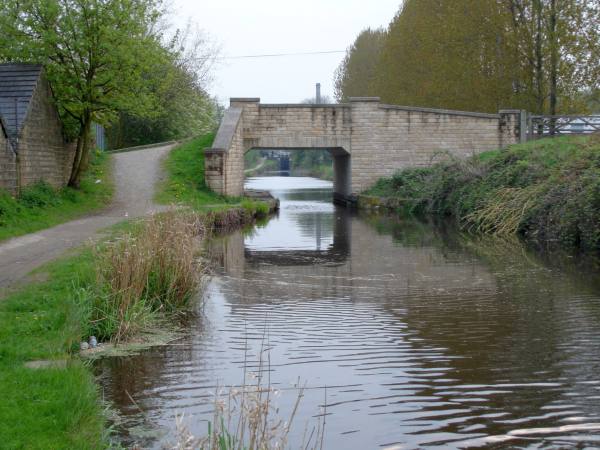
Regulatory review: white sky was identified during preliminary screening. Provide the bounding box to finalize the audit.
[172,0,401,104]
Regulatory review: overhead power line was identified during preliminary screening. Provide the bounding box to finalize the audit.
[214,50,346,60]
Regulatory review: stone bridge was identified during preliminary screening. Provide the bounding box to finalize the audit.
[205,97,525,202]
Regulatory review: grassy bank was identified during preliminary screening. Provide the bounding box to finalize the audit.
[0,150,113,242]
[0,250,106,449]
[366,135,600,252]
[157,134,271,216]
[1,134,275,448]
[0,206,271,448]
[156,134,235,210]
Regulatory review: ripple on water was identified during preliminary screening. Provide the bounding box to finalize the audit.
[96,178,600,449]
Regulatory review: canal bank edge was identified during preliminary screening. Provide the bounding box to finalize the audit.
[0,203,277,448]
[357,134,600,253]
[0,134,278,448]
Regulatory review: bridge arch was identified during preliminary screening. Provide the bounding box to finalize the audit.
[205,97,523,203]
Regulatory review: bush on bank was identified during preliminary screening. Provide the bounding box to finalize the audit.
[366,134,600,252]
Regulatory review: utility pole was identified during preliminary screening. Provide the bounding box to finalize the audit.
[316,83,321,104]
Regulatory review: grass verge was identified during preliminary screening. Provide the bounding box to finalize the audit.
[365,134,600,252]
[156,133,237,210]
[0,250,107,449]
[0,150,113,242]
[156,134,274,215]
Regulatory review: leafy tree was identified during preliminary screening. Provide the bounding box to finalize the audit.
[0,0,166,187]
[373,0,516,112]
[106,23,220,148]
[342,0,598,115]
[334,28,386,102]
[505,0,600,114]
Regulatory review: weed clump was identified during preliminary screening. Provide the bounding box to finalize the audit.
[85,212,206,342]
[366,135,600,252]
[83,205,270,344]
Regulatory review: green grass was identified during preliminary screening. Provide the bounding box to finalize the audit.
[366,134,600,252]
[0,151,113,242]
[156,133,242,210]
[0,251,107,449]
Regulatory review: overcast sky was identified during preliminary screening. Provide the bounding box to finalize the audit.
[173,0,401,105]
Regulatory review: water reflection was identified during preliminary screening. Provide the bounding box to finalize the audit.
[98,177,600,449]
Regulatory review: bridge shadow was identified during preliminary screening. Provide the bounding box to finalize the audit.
[208,206,352,277]
[243,208,350,266]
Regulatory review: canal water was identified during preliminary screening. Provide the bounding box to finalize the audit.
[98,176,600,449]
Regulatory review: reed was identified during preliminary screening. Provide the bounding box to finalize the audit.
[91,211,206,342]
[462,185,543,236]
[170,344,326,450]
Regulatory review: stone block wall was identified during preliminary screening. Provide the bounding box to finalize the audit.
[205,105,246,196]
[17,76,75,188]
[349,100,519,192]
[245,103,352,150]
[0,126,17,195]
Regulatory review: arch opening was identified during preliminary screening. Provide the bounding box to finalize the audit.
[243,146,351,202]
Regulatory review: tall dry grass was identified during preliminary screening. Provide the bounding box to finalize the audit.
[170,341,326,450]
[91,212,207,342]
[82,203,272,343]
[461,185,544,236]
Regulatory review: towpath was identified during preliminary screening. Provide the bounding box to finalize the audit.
[0,143,175,291]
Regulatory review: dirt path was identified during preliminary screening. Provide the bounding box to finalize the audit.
[0,143,175,290]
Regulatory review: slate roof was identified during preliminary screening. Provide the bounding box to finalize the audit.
[0,64,43,145]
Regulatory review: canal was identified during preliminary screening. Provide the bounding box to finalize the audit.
[98,176,600,449]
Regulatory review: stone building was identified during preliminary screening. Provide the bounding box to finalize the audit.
[0,115,17,194]
[0,63,75,195]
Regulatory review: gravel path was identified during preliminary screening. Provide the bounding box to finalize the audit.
[0,143,175,290]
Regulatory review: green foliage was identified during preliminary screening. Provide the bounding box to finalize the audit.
[105,26,220,149]
[366,135,600,252]
[290,150,332,179]
[0,0,218,184]
[336,0,599,114]
[0,251,106,449]
[0,151,113,241]
[334,28,386,102]
[241,199,269,218]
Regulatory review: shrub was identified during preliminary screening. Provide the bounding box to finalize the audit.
[366,135,600,252]
[19,182,60,208]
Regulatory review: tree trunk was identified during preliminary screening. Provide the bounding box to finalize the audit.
[548,0,558,134]
[68,113,92,188]
[534,0,545,115]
